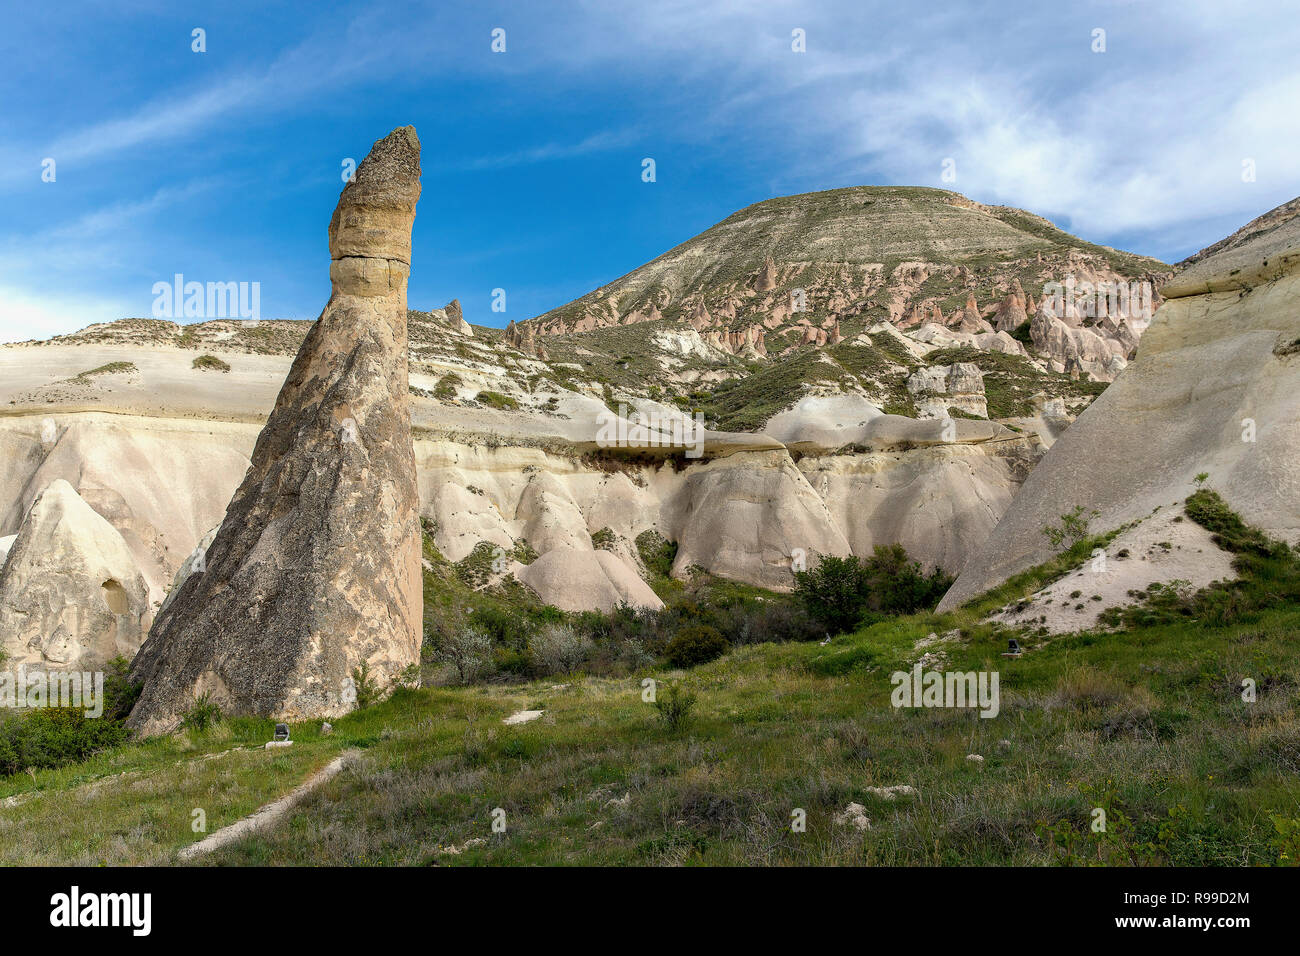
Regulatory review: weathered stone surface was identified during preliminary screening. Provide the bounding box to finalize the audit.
[907,362,988,419]
[660,449,852,590]
[0,479,151,671]
[127,127,424,735]
[516,549,663,613]
[940,197,1300,611]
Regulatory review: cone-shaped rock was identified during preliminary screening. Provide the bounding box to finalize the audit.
[0,479,151,671]
[127,127,423,735]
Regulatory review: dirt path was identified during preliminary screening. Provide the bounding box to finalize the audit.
[177,749,360,862]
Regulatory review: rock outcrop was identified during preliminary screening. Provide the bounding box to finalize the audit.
[907,363,988,419]
[127,127,425,734]
[940,197,1300,611]
[517,550,663,613]
[0,479,151,670]
[660,450,853,590]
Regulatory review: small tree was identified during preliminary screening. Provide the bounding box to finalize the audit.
[530,624,593,675]
[859,544,953,617]
[793,555,867,635]
[434,627,494,685]
[1041,506,1098,550]
[350,661,382,708]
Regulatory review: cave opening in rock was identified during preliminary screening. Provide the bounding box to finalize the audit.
[101,578,128,614]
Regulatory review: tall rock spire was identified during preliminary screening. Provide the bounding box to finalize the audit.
[128,127,424,735]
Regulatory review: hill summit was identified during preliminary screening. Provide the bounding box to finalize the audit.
[520,185,1168,383]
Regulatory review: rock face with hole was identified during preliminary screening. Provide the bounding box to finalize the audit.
[0,479,151,670]
[940,197,1300,610]
[128,127,424,735]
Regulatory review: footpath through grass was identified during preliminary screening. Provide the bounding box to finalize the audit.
[196,598,1300,866]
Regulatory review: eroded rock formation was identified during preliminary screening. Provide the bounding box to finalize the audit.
[0,479,151,671]
[127,127,424,734]
[940,197,1300,610]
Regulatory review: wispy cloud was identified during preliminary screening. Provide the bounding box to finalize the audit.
[444,128,641,171]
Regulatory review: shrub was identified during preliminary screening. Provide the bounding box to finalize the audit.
[793,555,866,635]
[191,354,231,372]
[530,624,593,675]
[434,627,495,684]
[635,530,678,578]
[434,372,462,400]
[471,605,530,650]
[350,661,381,709]
[180,692,222,732]
[664,625,727,667]
[714,601,822,646]
[475,390,519,410]
[793,546,951,635]
[0,708,130,777]
[858,544,953,618]
[99,655,142,721]
[652,681,698,732]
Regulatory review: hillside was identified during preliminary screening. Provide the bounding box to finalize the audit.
[942,194,1300,610]
[522,186,1169,388]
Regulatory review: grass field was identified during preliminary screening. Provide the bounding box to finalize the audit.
[3,495,1297,866]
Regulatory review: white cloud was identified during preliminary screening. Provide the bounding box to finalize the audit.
[0,285,132,344]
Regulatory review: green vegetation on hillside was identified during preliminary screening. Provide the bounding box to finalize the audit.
[4,492,1296,867]
[692,350,845,430]
[191,354,231,372]
[71,361,136,381]
[475,390,520,410]
[924,346,1107,417]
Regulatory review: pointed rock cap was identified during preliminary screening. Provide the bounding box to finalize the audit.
[329,126,422,297]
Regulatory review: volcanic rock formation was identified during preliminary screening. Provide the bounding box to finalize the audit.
[127,127,424,734]
[0,479,151,671]
[939,197,1300,611]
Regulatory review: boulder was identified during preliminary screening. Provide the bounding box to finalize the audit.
[907,363,988,419]
[516,549,663,613]
[662,449,852,591]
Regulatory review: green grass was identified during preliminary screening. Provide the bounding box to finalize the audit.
[0,717,354,865]
[71,361,136,381]
[189,595,1300,865]
[11,497,1296,867]
[475,390,519,410]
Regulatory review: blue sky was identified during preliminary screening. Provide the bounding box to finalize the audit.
[2,0,1297,341]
